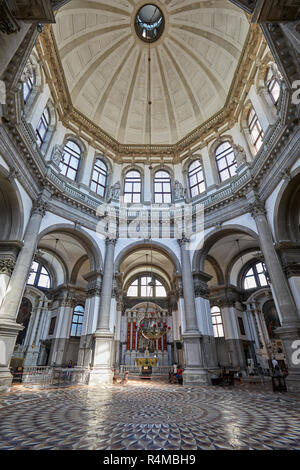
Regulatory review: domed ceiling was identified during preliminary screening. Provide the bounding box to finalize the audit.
[52,0,250,146]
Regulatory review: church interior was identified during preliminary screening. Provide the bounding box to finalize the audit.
[0,0,300,452]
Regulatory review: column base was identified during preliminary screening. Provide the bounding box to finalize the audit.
[0,319,23,393]
[183,368,208,386]
[275,322,300,392]
[89,367,114,386]
[90,330,114,385]
[0,368,13,394]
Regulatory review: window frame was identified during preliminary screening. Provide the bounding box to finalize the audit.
[91,159,108,197]
[211,305,225,338]
[187,160,206,197]
[23,69,36,103]
[36,107,50,148]
[27,261,51,289]
[60,139,82,181]
[248,108,264,153]
[154,170,172,204]
[126,275,167,298]
[215,141,237,183]
[265,68,281,106]
[124,170,142,204]
[243,261,269,290]
[70,305,84,337]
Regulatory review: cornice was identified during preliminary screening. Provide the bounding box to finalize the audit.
[35,24,264,161]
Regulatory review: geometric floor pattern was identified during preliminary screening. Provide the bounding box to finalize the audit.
[1,381,300,450]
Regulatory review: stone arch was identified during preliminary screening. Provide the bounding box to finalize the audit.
[70,254,89,285]
[37,224,103,272]
[114,240,181,275]
[192,225,259,272]
[274,167,300,242]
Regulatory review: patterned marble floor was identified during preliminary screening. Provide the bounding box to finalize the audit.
[0,381,300,450]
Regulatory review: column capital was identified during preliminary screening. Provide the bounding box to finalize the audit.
[31,197,48,217]
[0,256,16,276]
[177,236,190,247]
[248,199,266,218]
[105,237,117,246]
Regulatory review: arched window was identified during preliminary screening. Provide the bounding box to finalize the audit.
[124,170,141,203]
[248,108,264,153]
[60,140,81,181]
[188,160,205,197]
[243,261,269,290]
[127,275,167,297]
[23,69,36,103]
[265,67,281,106]
[211,306,224,338]
[91,159,108,197]
[154,170,172,203]
[36,107,50,148]
[215,142,237,182]
[27,261,51,289]
[70,305,84,337]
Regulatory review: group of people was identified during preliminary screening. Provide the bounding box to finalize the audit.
[169,363,183,385]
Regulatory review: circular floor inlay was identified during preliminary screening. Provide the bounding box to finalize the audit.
[135,4,164,43]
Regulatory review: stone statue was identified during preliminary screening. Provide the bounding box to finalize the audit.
[233,144,247,166]
[173,180,185,200]
[109,181,120,201]
[50,145,63,168]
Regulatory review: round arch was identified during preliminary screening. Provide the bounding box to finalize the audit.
[273,167,300,242]
[114,240,181,275]
[192,225,259,272]
[37,224,103,271]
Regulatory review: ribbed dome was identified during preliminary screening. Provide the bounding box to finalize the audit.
[53,0,250,145]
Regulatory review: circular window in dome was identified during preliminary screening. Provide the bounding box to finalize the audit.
[135,4,164,43]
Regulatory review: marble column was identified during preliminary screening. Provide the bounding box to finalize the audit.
[78,271,102,368]
[193,271,219,371]
[0,195,48,392]
[249,198,300,391]
[90,237,116,385]
[178,237,207,385]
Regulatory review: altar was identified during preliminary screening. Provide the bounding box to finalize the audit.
[136,357,158,367]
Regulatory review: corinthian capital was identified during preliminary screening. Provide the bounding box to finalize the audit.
[248,199,266,218]
[32,197,48,217]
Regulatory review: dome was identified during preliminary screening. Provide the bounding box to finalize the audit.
[52,0,250,146]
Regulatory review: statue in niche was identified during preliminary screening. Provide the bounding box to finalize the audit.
[108,181,120,201]
[233,144,247,166]
[173,180,186,200]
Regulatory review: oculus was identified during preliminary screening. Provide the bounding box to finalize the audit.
[135,4,164,43]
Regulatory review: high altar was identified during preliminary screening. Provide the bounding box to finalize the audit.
[121,304,172,367]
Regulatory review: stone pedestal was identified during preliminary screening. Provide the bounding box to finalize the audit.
[0,319,23,393]
[276,323,300,392]
[182,332,208,385]
[89,331,114,385]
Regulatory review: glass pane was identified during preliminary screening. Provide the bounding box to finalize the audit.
[259,273,268,286]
